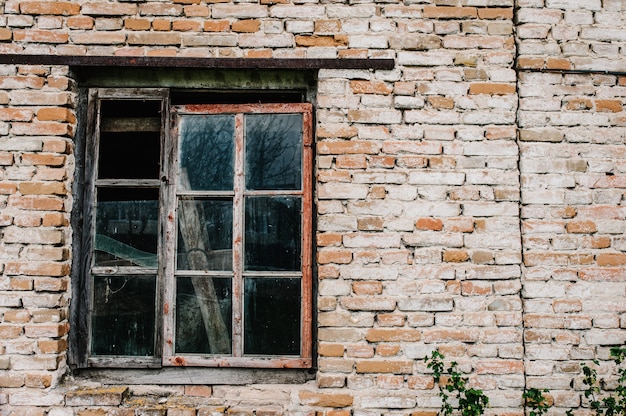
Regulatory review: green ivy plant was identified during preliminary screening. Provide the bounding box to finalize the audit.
[523,388,551,416]
[577,346,626,416]
[425,350,490,416]
[523,346,626,416]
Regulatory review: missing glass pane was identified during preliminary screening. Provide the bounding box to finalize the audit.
[92,275,156,356]
[98,99,161,179]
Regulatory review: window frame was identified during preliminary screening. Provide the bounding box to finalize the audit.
[79,88,313,370]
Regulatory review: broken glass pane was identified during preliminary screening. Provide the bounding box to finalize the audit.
[245,114,302,191]
[245,196,301,271]
[178,114,234,191]
[94,188,158,268]
[98,99,161,179]
[175,277,232,354]
[244,277,300,356]
[91,275,156,356]
[176,198,233,271]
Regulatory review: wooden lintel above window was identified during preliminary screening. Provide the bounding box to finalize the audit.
[0,54,394,70]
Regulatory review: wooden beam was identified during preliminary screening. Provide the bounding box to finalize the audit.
[0,54,395,70]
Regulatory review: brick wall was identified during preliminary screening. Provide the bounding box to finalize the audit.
[517,1,626,412]
[0,0,624,415]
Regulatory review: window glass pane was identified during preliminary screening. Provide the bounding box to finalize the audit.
[91,275,156,356]
[245,196,301,271]
[178,114,234,191]
[177,199,233,271]
[245,114,302,191]
[176,277,232,354]
[95,188,158,268]
[244,278,300,356]
[98,100,161,179]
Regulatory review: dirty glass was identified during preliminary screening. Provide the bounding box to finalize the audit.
[178,114,234,191]
[245,196,301,271]
[98,99,161,179]
[244,278,300,355]
[245,114,302,191]
[94,188,159,268]
[176,198,233,271]
[175,277,232,354]
[91,275,156,356]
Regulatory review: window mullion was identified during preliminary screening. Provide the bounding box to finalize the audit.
[161,105,178,363]
[232,113,245,358]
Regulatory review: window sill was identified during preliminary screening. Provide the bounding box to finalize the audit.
[72,366,316,385]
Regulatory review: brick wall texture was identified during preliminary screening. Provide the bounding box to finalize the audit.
[1,0,626,415]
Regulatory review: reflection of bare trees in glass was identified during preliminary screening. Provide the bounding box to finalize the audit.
[246,114,302,191]
[179,115,234,191]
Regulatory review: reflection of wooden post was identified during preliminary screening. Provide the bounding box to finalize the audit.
[179,171,230,354]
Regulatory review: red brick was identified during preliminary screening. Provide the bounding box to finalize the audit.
[25,373,53,388]
[407,376,435,390]
[415,217,443,231]
[350,80,393,95]
[0,324,24,339]
[124,18,151,31]
[376,343,401,357]
[172,19,202,31]
[20,153,65,166]
[20,2,80,15]
[295,35,347,47]
[596,99,623,113]
[366,328,420,342]
[597,253,626,266]
[318,249,352,264]
[476,7,513,19]
[0,182,17,194]
[474,360,524,374]
[546,57,571,70]
[153,19,172,31]
[318,140,380,155]
[0,28,12,41]
[0,152,14,165]
[204,20,230,32]
[319,343,345,357]
[299,391,353,408]
[13,29,69,43]
[184,5,209,17]
[423,6,478,19]
[352,281,382,295]
[0,75,45,89]
[0,373,25,388]
[469,82,516,95]
[68,16,94,29]
[19,182,66,195]
[443,250,469,263]
[38,339,68,354]
[355,360,413,374]
[317,233,342,247]
[336,155,367,169]
[317,125,358,139]
[5,262,70,277]
[9,195,64,211]
[232,20,260,33]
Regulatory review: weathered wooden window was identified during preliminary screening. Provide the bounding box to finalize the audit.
[84,89,313,369]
